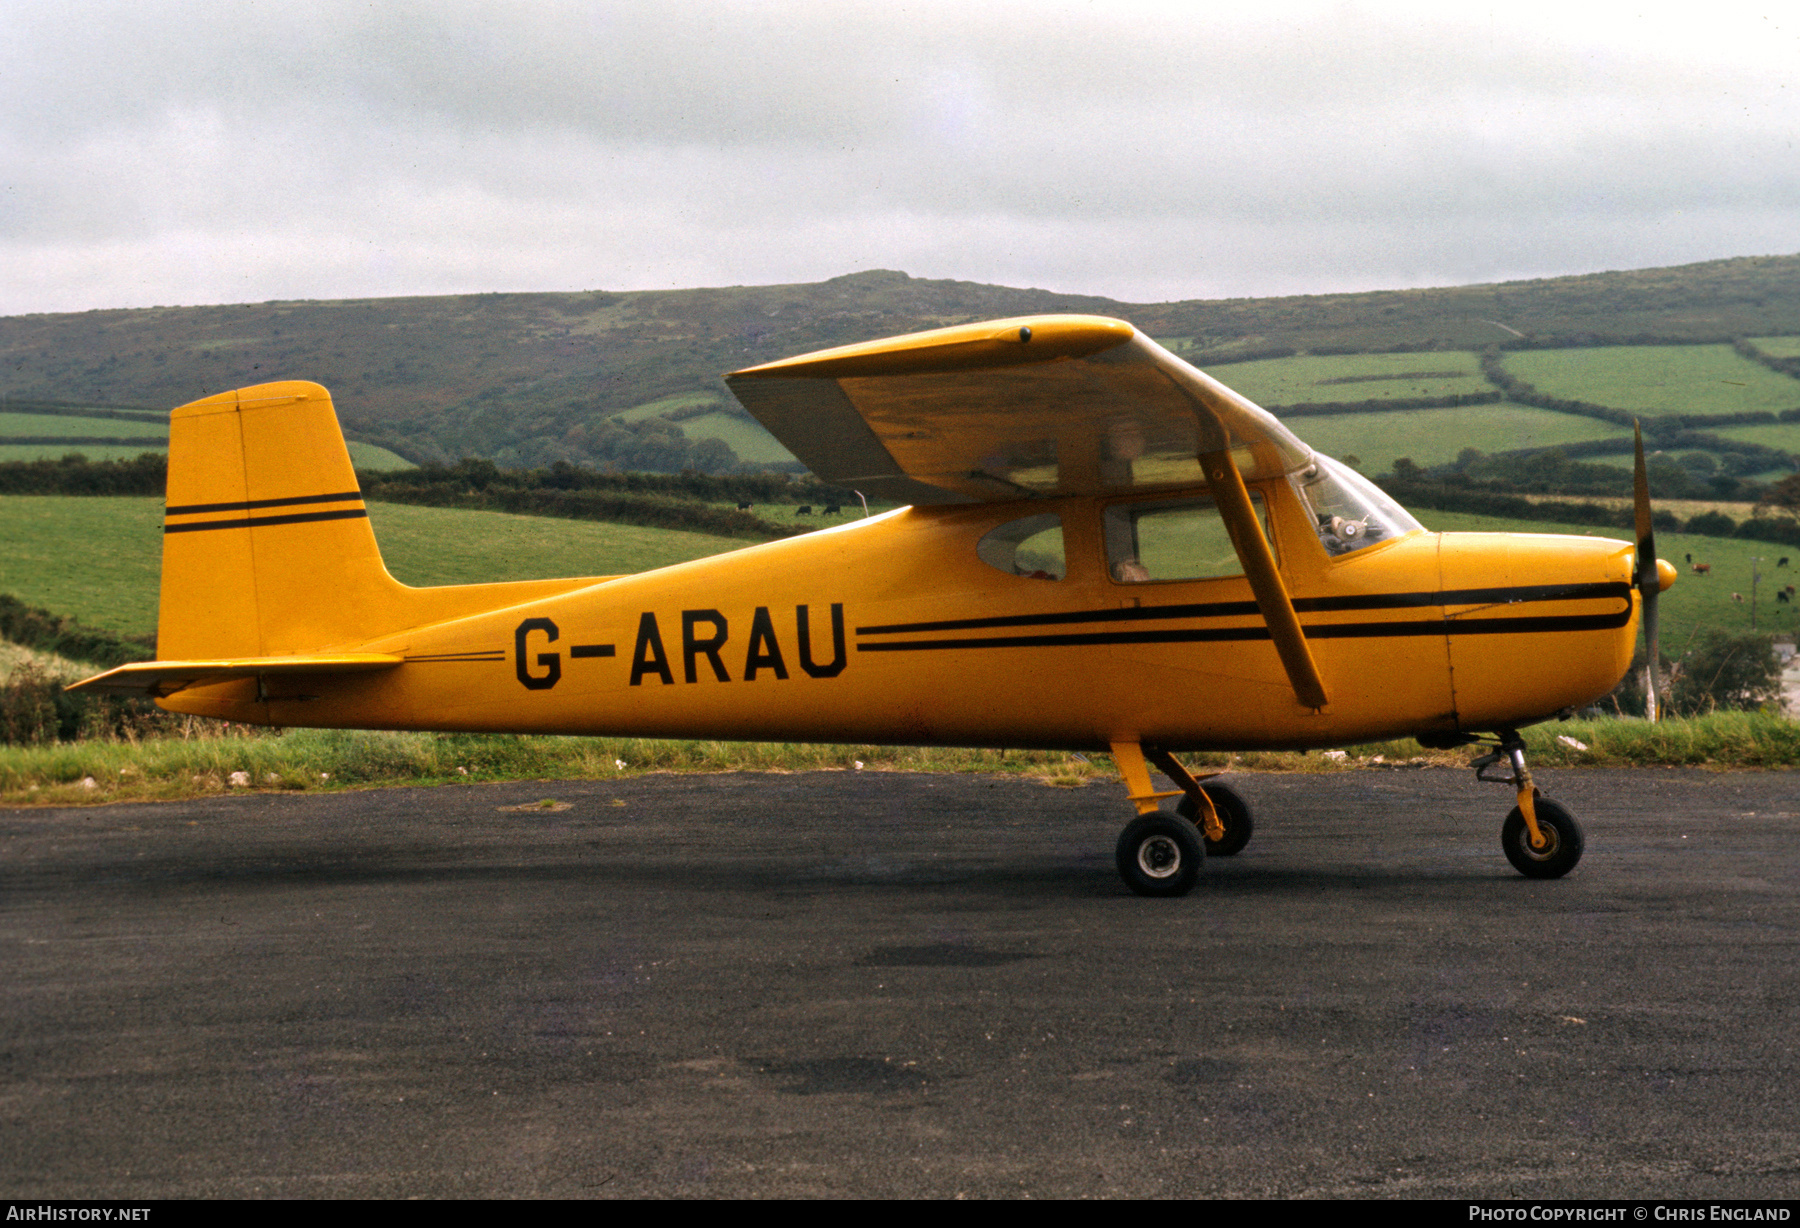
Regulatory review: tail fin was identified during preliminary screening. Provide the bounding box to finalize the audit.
[157,381,406,659]
[154,381,618,668]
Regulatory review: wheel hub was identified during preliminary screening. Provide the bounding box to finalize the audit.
[1519,824,1561,861]
[1137,836,1182,878]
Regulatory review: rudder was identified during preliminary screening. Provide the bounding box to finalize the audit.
[158,381,405,660]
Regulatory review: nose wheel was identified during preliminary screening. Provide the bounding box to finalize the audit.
[1501,798,1584,878]
[1472,731,1584,879]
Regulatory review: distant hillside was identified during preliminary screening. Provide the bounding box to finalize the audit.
[4,255,1799,472]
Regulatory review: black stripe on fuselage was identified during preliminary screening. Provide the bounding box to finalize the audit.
[163,508,370,534]
[404,652,506,662]
[854,582,1632,652]
[854,582,1629,637]
[857,610,1631,652]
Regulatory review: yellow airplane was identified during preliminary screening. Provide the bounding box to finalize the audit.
[71,315,1676,897]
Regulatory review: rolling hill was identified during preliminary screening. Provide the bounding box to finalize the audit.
[4,255,1799,480]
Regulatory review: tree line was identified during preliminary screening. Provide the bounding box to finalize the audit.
[1380,469,1800,547]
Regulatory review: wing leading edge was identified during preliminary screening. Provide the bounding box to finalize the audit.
[725,315,1315,505]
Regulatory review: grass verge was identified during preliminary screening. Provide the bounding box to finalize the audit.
[4,712,1795,808]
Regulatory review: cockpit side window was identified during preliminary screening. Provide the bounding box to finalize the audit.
[1103,494,1268,583]
[977,513,1065,580]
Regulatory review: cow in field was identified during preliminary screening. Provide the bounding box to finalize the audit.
[1693,562,1712,576]
[1733,592,1745,604]
[795,505,814,516]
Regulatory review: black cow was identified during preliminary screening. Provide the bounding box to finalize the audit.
[795,505,814,516]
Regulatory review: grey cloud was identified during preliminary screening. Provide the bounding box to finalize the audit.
[2,1,1797,314]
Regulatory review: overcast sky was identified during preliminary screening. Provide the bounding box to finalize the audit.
[3,0,1796,315]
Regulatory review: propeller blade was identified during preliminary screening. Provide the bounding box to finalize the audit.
[1633,421,1661,721]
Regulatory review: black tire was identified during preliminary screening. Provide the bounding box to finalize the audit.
[1116,812,1204,897]
[1501,797,1584,879]
[1178,782,1255,856]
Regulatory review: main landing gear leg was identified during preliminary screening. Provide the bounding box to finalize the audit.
[1146,749,1255,857]
[1471,731,1584,879]
[1109,741,1201,897]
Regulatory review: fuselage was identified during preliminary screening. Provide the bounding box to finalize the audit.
[164,474,1640,751]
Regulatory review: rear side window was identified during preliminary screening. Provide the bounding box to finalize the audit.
[977,513,1065,580]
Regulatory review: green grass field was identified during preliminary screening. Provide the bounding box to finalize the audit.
[609,392,722,421]
[1206,351,1490,405]
[1502,345,1800,415]
[0,497,749,640]
[0,639,87,683]
[0,445,169,463]
[1749,336,1800,359]
[346,441,416,471]
[1709,421,1800,453]
[607,393,799,465]
[0,438,414,470]
[1582,453,1796,487]
[369,502,749,588]
[0,412,167,438]
[0,403,413,470]
[0,497,164,637]
[674,410,797,464]
[1286,403,1631,473]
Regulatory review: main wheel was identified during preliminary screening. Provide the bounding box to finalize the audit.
[1116,812,1204,897]
[1501,797,1584,879]
[1178,782,1255,856]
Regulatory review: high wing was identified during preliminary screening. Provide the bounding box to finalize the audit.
[725,315,1315,505]
[729,314,1330,709]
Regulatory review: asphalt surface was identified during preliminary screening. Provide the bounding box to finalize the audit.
[3,766,1798,1199]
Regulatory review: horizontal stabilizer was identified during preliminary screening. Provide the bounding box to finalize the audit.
[67,653,404,698]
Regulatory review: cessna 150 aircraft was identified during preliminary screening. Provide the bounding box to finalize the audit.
[73,315,1676,897]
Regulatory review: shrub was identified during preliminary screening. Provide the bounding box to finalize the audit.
[0,664,60,745]
[1668,630,1782,715]
[1686,510,1737,536]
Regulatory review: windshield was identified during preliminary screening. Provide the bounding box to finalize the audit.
[1292,456,1423,557]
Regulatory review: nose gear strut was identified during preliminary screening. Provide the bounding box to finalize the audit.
[1471,730,1545,848]
[1469,730,1585,878]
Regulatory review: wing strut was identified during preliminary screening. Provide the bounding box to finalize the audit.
[1199,446,1330,710]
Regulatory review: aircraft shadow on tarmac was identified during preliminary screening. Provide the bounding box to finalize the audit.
[38,837,1561,900]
